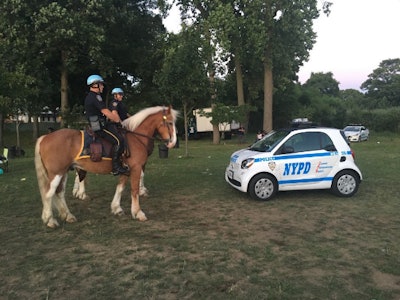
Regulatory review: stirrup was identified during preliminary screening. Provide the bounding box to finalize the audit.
[112,165,130,176]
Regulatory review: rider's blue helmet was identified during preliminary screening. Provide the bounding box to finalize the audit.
[87,74,104,86]
[111,88,124,95]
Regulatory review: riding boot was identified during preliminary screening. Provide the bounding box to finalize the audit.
[111,145,130,176]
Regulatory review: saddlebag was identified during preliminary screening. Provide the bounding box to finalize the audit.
[90,142,103,162]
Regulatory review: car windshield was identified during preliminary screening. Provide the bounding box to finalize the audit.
[344,126,360,132]
[250,130,289,152]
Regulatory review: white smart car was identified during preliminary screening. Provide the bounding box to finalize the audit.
[225,127,362,201]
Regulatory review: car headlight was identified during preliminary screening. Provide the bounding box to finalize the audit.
[241,158,254,169]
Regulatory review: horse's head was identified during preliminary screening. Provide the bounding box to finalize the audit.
[157,106,179,149]
[122,105,179,148]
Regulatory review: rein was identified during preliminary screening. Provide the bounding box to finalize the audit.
[130,131,169,143]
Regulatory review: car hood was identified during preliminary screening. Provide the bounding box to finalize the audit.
[344,131,359,136]
[230,148,271,163]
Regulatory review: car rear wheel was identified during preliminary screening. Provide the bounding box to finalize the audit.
[248,173,277,201]
[331,170,360,197]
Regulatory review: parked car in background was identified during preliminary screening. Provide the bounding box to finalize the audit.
[343,125,369,142]
[225,127,363,201]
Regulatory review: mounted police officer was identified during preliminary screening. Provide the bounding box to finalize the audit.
[110,88,130,121]
[84,75,129,176]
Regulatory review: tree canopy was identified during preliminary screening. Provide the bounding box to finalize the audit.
[304,72,340,97]
[0,0,167,129]
[361,58,400,107]
[2,0,400,146]
[176,0,325,133]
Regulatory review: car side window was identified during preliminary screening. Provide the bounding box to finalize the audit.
[320,133,336,151]
[280,132,336,153]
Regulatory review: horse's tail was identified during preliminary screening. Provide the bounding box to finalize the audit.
[34,135,49,200]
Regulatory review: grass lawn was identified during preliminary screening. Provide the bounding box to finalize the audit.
[1,130,400,299]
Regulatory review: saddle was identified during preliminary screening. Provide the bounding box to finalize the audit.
[78,127,128,162]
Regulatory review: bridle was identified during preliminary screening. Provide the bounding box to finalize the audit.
[161,107,174,143]
[131,108,173,144]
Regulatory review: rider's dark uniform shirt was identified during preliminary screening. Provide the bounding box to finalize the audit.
[84,90,122,146]
[110,99,129,121]
[84,91,106,121]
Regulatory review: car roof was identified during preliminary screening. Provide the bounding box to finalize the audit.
[282,126,341,133]
[290,121,318,129]
[344,124,363,127]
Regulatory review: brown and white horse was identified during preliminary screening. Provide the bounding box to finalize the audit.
[35,106,178,228]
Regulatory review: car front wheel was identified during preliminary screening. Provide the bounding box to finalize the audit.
[331,170,360,197]
[248,173,277,201]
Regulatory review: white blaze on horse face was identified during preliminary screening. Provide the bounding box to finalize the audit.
[166,123,177,149]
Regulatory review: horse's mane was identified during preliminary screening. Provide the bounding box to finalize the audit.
[122,106,179,132]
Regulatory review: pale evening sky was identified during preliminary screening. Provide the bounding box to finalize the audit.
[163,0,400,91]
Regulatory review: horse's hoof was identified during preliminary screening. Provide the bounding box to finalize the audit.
[81,194,91,201]
[135,211,147,221]
[74,193,90,201]
[66,214,77,223]
[112,207,124,216]
[47,218,59,228]
[139,188,149,197]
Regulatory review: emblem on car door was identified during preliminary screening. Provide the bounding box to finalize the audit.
[268,161,276,171]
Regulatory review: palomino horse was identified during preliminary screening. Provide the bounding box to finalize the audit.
[35,106,178,228]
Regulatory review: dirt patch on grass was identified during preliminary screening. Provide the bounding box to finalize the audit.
[372,269,400,291]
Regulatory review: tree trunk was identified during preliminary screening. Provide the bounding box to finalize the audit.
[32,115,39,141]
[235,53,250,130]
[263,62,273,133]
[16,121,21,150]
[210,70,220,144]
[202,20,220,145]
[183,100,189,157]
[60,51,69,128]
[234,53,245,106]
[211,103,220,144]
[0,113,4,147]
